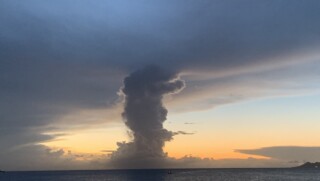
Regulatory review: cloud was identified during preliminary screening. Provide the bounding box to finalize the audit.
[165,156,293,168]
[109,66,185,168]
[173,131,194,135]
[0,144,108,171]
[168,58,320,112]
[1,0,320,170]
[0,144,294,171]
[236,146,320,162]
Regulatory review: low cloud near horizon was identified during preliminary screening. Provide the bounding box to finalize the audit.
[0,144,298,171]
[237,146,320,163]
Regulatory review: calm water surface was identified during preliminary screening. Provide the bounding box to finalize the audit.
[1,168,320,181]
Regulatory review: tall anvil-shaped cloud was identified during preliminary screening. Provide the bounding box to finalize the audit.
[110,66,185,168]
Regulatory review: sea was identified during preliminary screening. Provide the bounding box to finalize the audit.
[1,168,320,181]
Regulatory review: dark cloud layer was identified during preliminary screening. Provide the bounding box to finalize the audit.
[1,0,320,170]
[237,146,320,162]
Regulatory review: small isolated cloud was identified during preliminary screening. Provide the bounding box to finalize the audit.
[101,150,115,153]
[173,131,195,135]
[236,146,320,162]
[184,122,195,125]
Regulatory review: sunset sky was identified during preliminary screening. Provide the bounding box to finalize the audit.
[1,0,320,171]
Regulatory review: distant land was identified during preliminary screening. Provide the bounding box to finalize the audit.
[294,162,320,169]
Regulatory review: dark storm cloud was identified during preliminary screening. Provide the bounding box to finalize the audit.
[2,1,320,71]
[1,0,320,170]
[0,61,123,154]
[109,66,185,168]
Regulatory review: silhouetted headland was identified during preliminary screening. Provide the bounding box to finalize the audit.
[294,162,320,169]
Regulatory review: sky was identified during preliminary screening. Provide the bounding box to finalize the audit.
[1,0,320,171]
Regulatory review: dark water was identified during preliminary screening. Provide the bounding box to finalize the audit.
[1,168,320,181]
